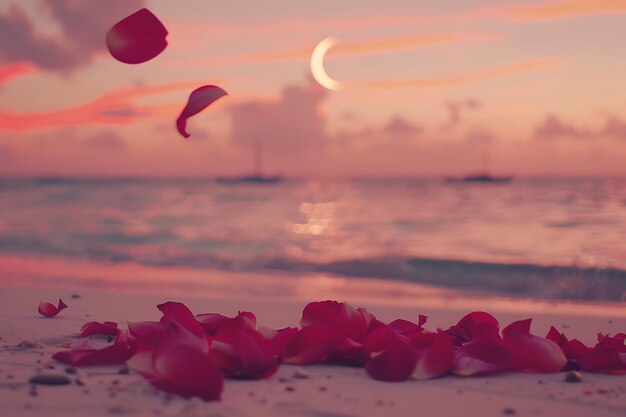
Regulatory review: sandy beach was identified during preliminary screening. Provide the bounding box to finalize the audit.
[1,260,625,417]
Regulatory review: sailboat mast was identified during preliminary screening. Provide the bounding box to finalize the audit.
[253,140,262,176]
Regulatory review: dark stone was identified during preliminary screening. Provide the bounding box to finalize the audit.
[29,374,71,385]
[565,371,583,383]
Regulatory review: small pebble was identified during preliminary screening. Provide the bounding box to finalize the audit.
[29,374,72,385]
[278,377,288,383]
[318,386,327,392]
[118,367,129,375]
[107,336,114,343]
[71,294,81,299]
[285,386,295,392]
[502,407,516,415]
[292,369,310,379]
[18,341,38,349]
[65,367,77,375]
[565,371,583,383]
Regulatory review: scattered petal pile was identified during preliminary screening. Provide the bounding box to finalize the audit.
[106,8,168,64]
[51,300,626,401]
[38,299,68,318]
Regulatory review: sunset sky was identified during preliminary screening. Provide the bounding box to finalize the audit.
[1,0,625,177]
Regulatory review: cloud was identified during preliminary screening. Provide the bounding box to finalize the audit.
[249,33,472,62]
[228,79,329,154]
[0,0,145,71]
[534,114,626,140]
[0,80,201,132]
[0,62,36,85]
[382,116,422,137]
[502,0,626,20]
[82,130,126,150]
[353,59,560,90]
[442,98,482,129]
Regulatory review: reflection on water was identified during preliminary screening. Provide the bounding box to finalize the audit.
[0,177,625,300]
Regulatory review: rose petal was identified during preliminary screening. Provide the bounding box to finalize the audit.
[502,319,567,373]
[152,343,223,401]
[38,298,67,318]
[128,321,167,342]
[364,326,418,382]
[210,316,278,379]
[411,333,455,379]
[176,85,227,138]
[452,321,510,376]
[105,8,168,64]
[78,321,119,337]
[284,324,343,365]
[128,319,222,401]
[52,338,134,367]
[157,301,204,336]
[580,333,626,373]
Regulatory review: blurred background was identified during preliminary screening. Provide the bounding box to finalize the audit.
[1,1,625,302]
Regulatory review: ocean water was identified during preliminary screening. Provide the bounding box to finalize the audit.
[0,177,625,301]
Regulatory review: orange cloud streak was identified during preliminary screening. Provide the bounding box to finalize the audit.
[0,81,207,132]
[0,62,37,85]
[352,59,561,90]
[503,0,626,20]
[249,33,473,62]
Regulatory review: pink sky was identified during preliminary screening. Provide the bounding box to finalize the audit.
[1,0,625,177]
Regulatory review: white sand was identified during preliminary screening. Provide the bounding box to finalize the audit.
[1,258,625,417]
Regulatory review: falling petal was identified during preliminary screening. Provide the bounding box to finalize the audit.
[106,8,168,64]
[176,85,228,138]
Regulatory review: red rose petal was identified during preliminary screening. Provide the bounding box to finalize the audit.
[452,321,510,376]
[364,326,418,382]
[579,333,626,373]
[152,343,223,401]
[52,336,134,367]
[176,85,227,138]
[210,316,278,379]
[127,319,223,401]
[411,333,455,380]
[258,326,298,358]
[284,324,343,365]
[78,321,119,337]
[38,298,68,318]
[157,301,204,336]
[106,8,168,64]
[502,319,567,373]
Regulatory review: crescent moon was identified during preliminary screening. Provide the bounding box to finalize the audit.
[311,37,343,91]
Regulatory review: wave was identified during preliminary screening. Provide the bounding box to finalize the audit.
[263,256,626,303]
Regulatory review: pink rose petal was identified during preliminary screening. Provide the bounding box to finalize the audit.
[176,85,227,138]
[38,298,67,318]
[106,8,168,64]
[502,319,567,373]
[78,321,119,337]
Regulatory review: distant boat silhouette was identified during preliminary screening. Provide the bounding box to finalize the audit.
[445,174,513,183]
[445,135,513,184]
[216,141,283,184]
